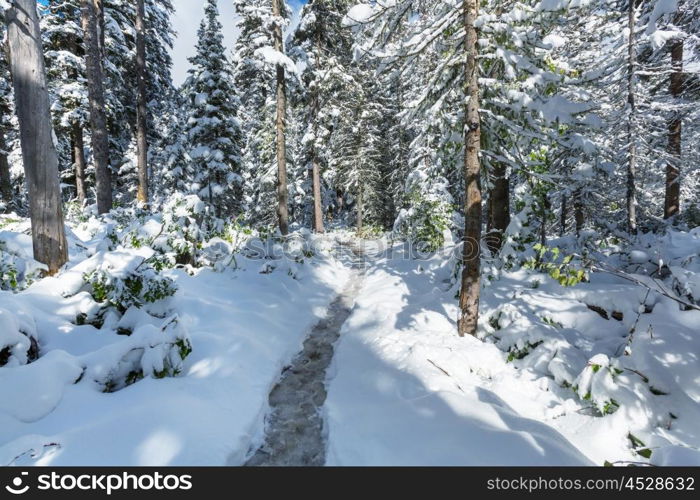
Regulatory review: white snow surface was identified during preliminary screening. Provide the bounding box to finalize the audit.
[0,218,350,466]
[1,215,699,466]
[325,239,700,466]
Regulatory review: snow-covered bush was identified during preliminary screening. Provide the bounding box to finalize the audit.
[85,315,192,392]
[83,266,176,314]
[0,303,38,367]
[79,252,177,324]
[0,236,46,291]
[572,354,624,416]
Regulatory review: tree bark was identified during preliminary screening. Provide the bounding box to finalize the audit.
[574,188,584,236]
[71,123,88,204]
[310,27,324,234]
[664,29,683,219]
[560,193,567,237]
[135,0,149,205]
[626,0,637,234]
[540,194,550,247]
[81,0,112,214]
[5,0,68,273]
[458,0,482,337]
[0,134,12,210]
[93,0,105,57]
[272,0,289,235]
[0,122,12,209]
[486,161,509,255]
[356,183,364,234]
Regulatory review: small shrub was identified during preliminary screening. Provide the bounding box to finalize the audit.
[394,189,453,252]
[524,244,588,287]
[83,260,177,315]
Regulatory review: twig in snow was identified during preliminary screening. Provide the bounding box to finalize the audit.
[426,358,466,394]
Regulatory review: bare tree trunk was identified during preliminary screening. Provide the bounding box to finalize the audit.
[93,0,105,57]
[486,161,509,255]
[540,194,550,247]
[560,193,567,236]
[626,0,637,234]
[135,0,149,205]
[5,0,68,273]
[311,157,323,232]
[574,188,584,236]
[0,128,12,209]
[356,183,364,234]
[272,0,289,236]
[0,140,12,210]
[81,0,112,214]
[664,28,683,219]
[71,123,88,204]
[310,29,324,234]
[458,0,482,337]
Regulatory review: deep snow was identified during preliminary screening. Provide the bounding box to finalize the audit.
[1,213,699,466]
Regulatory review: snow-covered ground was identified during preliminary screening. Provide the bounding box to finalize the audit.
[0,212,351,466]
[326,237,700,466]
[1,212,699,466]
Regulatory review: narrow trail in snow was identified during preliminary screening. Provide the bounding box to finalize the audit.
[244,245,366,466]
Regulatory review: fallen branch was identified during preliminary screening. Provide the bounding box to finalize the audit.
[590,263,700,312]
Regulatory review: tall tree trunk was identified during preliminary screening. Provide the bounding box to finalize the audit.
[81,0,112,214]
[5,0,68,273]
[458,0,482,337]
[311,156,323,233]
[272,0,289,235]
[310,28,324,234]
[664,28,683,219]
[93,0,105,57]
[540,195,550,247]
[356,183,364,234]
[135,0,149,205]
[0,132,12,210]
[560,193,567,236]
[310,106,323,233]
[66,36,87,206]
[486,161,509,255]
[626,0,637,234]
[71,123,88,204]
[574,188,584,236]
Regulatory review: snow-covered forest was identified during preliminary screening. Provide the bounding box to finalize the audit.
[0,0,699,467]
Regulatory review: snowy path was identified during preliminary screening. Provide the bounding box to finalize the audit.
[323,246,594,466]
[243,248,365,466]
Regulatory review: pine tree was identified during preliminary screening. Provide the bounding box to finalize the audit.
[458,0,481,337]
[233,0,292,230]
[135,0,149,205]
[0,15,14,210]
[291,0,356,233]
[42,0,89,204]
[99,0,175,202]
[81,0,113,213]
[272,0,289,235]
[183,0,242,218]
[4,0,68,273]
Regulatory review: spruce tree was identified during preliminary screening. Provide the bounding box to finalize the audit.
[0,14,15,209]
[183,0,242,218]
[233,0,292,230]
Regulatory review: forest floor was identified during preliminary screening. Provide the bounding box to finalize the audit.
[1,214,699,466]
